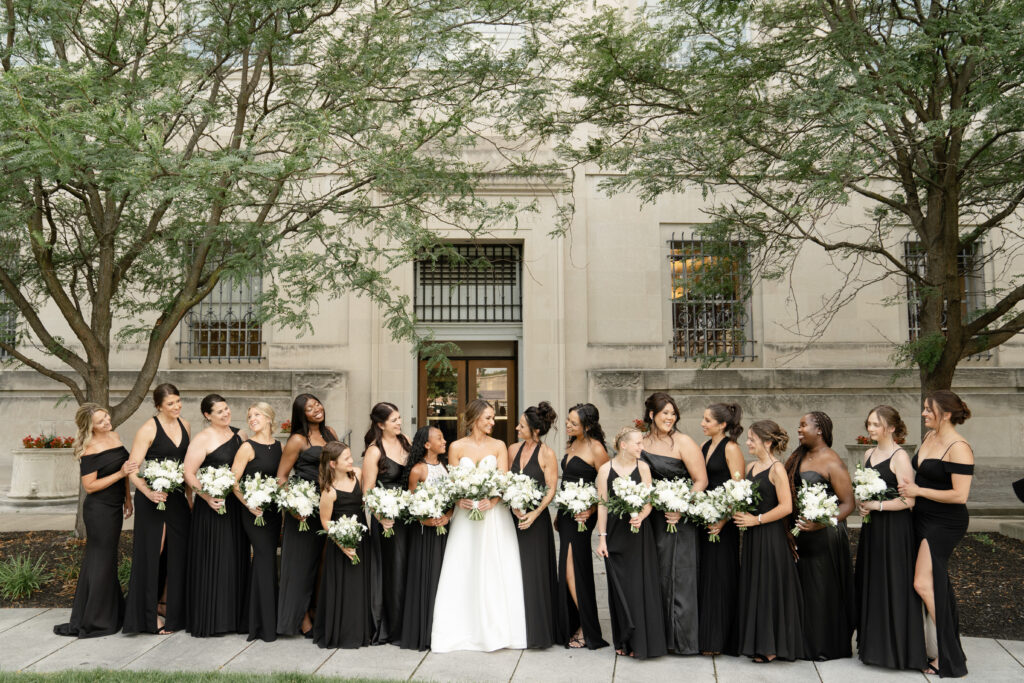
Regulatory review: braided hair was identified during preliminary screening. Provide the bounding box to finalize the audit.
[784,411,833,503]
[401,426,435,490]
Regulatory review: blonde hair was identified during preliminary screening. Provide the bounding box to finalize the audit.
[73,403,108,458]
[614,426,641,452]
[248,401,276,427]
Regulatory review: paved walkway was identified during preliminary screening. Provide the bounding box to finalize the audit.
[1,608,1022,681]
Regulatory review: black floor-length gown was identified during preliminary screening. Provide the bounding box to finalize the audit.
[641,449,699,654]
[185,429,250,637]
[604,464,667,660]
[855,452,927,670]
[313,484,372,649]
[240,440,283,642]
[368,451,410,645]
[54,447,130,638]
[399,462,448,651]
[555,454,608,649]
[698,438,740,654]
[277,443,325,635]
[736,464,805,661]
[795,470,855,660]
[913,445,974,678]
[123,417,190,634]
[511,443,563,648]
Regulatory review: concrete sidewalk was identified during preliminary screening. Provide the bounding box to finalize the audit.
[1,608,1022,682]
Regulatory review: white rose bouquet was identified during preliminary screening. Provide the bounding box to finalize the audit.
[276,478,319,531]
[604,477,654,534]
[689,488,728,542]
[447,463,505,521]
[406,479,455,535]
[792,480,839,537]
[141,459,185,510]
[319,514,368,564]
[502,473,547,514]
[553,481,599,532]
[721,476,760,517]
[853,464,899,523]
[196,465,236,515]
[240,472,279,527]
[650,478,695,533]
[364,486,411,538]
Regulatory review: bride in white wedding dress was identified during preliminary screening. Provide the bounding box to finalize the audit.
[431,399,527,652]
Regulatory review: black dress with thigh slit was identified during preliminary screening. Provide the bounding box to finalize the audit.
[240,440,283,642]
[277,443,325,635]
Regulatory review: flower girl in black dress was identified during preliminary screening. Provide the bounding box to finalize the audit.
[398,426,451,651]
[231,402,283,642]
[55,404,136,637]
[313,441,372,649]
[509,402,563,648]
[733,420,804,663]
[596,427,667,660]
[855,405,926,671]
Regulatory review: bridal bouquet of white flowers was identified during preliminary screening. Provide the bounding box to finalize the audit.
[853,464,898,523]
[689,488,728,542]
[141,459,185,510]
[320,514,367,564]
[650,478,695,533]
[196,465,236,515]
[792,480,839,537]
[407,479,455,535]
[447,463,505,521]
[604,477,654,534]
[502,473,547,514]
[276,478,319,531]
[364,486,412,537]
[721,476,760,517]
[553,481,599,532]
[240,472,279,527]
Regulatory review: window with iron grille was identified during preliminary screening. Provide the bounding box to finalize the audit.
[669,235,755,360]
[904,241,989,359]
[414,243,522,323]
[0,291,14,359]
[177,274,264,362]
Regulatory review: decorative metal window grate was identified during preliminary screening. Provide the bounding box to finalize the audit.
[177,274,264,362]
[414,243,522,323]
[669,235,756,360]
[0,291,14,359]
[904,241,989,360]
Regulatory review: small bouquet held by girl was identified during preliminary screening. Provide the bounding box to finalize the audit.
[364,487,412,538]
[792,480,839,536]
[604,477,654,534]
[239,472,279,527]
[196,465,236,515]
[446,462,506,521]
[853,463,899,524]
[502,472,547,516]
[650,478,695,533]
[406,479,455,535]
[276,478,320,531]
[320,515,368,564]
[553,481,600,532]
[141,459,185,510]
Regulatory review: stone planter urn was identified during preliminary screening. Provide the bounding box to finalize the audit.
[843,443,917,472]
[8,448,80,504]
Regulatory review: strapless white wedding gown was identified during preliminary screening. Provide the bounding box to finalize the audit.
[430,455,527,652]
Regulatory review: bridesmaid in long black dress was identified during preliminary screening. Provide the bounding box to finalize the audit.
[183,394,250,637]
[697,403,745,656]
[596,427,666,659]
[398,426,451,651]
[856,405,927,671]
[55,404,136,637]
[276,393,336,636]
[362,401,412,645]
[509,402,563,648]
[733,420,804,663]
[231,402,283,642]
[785,411,855,660]
[556,403,609,650]
[899,390,975,678]
[639,392,707,655]
[313,441,373,649]
[123,383,191,635]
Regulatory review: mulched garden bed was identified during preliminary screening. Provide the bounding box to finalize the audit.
[2,529,1022,640]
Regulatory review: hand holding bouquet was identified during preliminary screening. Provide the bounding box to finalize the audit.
[553,481,599,532]
[141,459,184,510]
[502,473,547,516]
[447,463,505,521]
[651,478,695,533]
[320,514,367,564]
[197,465,236,515]
[853,464,899,523]
[240,472,279,526]
[604,477,654,534]
[406,480,454,535]
[792,481,839,536]
[690,488,728,542]
[364,486,411,537]
[276,478,319,531]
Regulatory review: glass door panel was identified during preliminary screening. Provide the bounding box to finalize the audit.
[468,360,516,445]
[418,357,517,448]
[418,360,466,453]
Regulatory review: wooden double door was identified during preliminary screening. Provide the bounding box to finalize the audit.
[417,358,516,451]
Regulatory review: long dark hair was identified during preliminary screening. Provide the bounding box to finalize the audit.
[318,440,353,491]
[401,425,441,490]
[707,402,743,440]
[784,411,833,503]
[363,401,412,458]
[290,393,334,444]
[568,403,606,451]
[643,392,680,438]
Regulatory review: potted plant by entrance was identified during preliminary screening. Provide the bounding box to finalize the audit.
[9,434,79,503]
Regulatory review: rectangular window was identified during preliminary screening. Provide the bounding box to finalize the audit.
[904,241,988,358]
[414,243,522,323]
[669,235,755,360]
[177,274,264,362]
